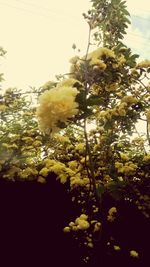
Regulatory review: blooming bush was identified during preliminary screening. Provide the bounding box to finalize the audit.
[0,0,150,266]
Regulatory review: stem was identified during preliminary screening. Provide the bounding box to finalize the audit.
[83,24,98,199]
[85,24,92,61]
[146,121,150,146]
[84,117,97,197]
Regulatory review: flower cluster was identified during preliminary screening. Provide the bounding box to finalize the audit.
[115,161,137,175]
[70,175,90,188]
[36,80,80,134]
[63,214,90,232]
[130,250,139,258]
[87,47,115,71]
[39,159,68,183]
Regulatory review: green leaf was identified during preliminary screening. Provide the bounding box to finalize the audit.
[121,0,127,5]
[121,8,130,16]
[130,54,139,60]
[86,95,104,106]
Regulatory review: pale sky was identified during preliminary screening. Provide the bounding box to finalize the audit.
[0,0,150,91]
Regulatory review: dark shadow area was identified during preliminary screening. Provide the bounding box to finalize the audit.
[96,193,150,267]
[0,175,84,267]
[0,176,149,267]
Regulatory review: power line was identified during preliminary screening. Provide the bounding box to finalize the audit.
[6,0,150,23]
[1,1,150,27]
[11,0,80,20]
[0,1,150,49]
[0,1,81,24]
[11,0,150,17]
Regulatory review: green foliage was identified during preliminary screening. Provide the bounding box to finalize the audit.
[84,0,131,47]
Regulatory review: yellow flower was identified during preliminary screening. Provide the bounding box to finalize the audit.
[93,222,102,232]
[44,159,56,167]
[33,140,42,147]
[79,214,88,220]
[68,160,78,170]
[107,207,117,222]
[115,162,123,170]
[105,83,118,92]
[108,207,117,215]
[22,137,33,144]
[50,162,66,174]
[43,160,68,184]
[19,167,38,179]
[39,167,49,177]
[120,153,129,161]
[77,220,90,230]
[121,95,137,104]
[36,85,79,134]
[143,154,150,162]
[90,58,106,70]
[69,222,75,227]
[3,166,21,178]
[75,143,85,152]
[42,80,56,91]
[114,245,121,251]
[104,175,112,183]
[55,134,70,143]
[63,227,71,233]
[58,173,68,184]
[0,104,7,112]
[87,242,93,248]
[88,47,115,61]
[130,250,139,258]
[119,162,137,174]
[37,176,46,183]
[2,143,18,149]
[57,78,81,88]
[72,226,78,231]
[117,108,126,116]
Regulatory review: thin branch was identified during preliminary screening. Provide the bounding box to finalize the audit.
[146,121,150,146]
[85,24,92,61]
[84,118,97,197]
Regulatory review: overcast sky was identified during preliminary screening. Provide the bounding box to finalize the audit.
[0,0,150,90]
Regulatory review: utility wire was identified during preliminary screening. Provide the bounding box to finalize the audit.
[1,0,150,25]
[10,0,150,23]
[11,0,80,20]
[0,1,150,48]
[3,0,150,23]
[0,1,82,24]
[10,0,150,17]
